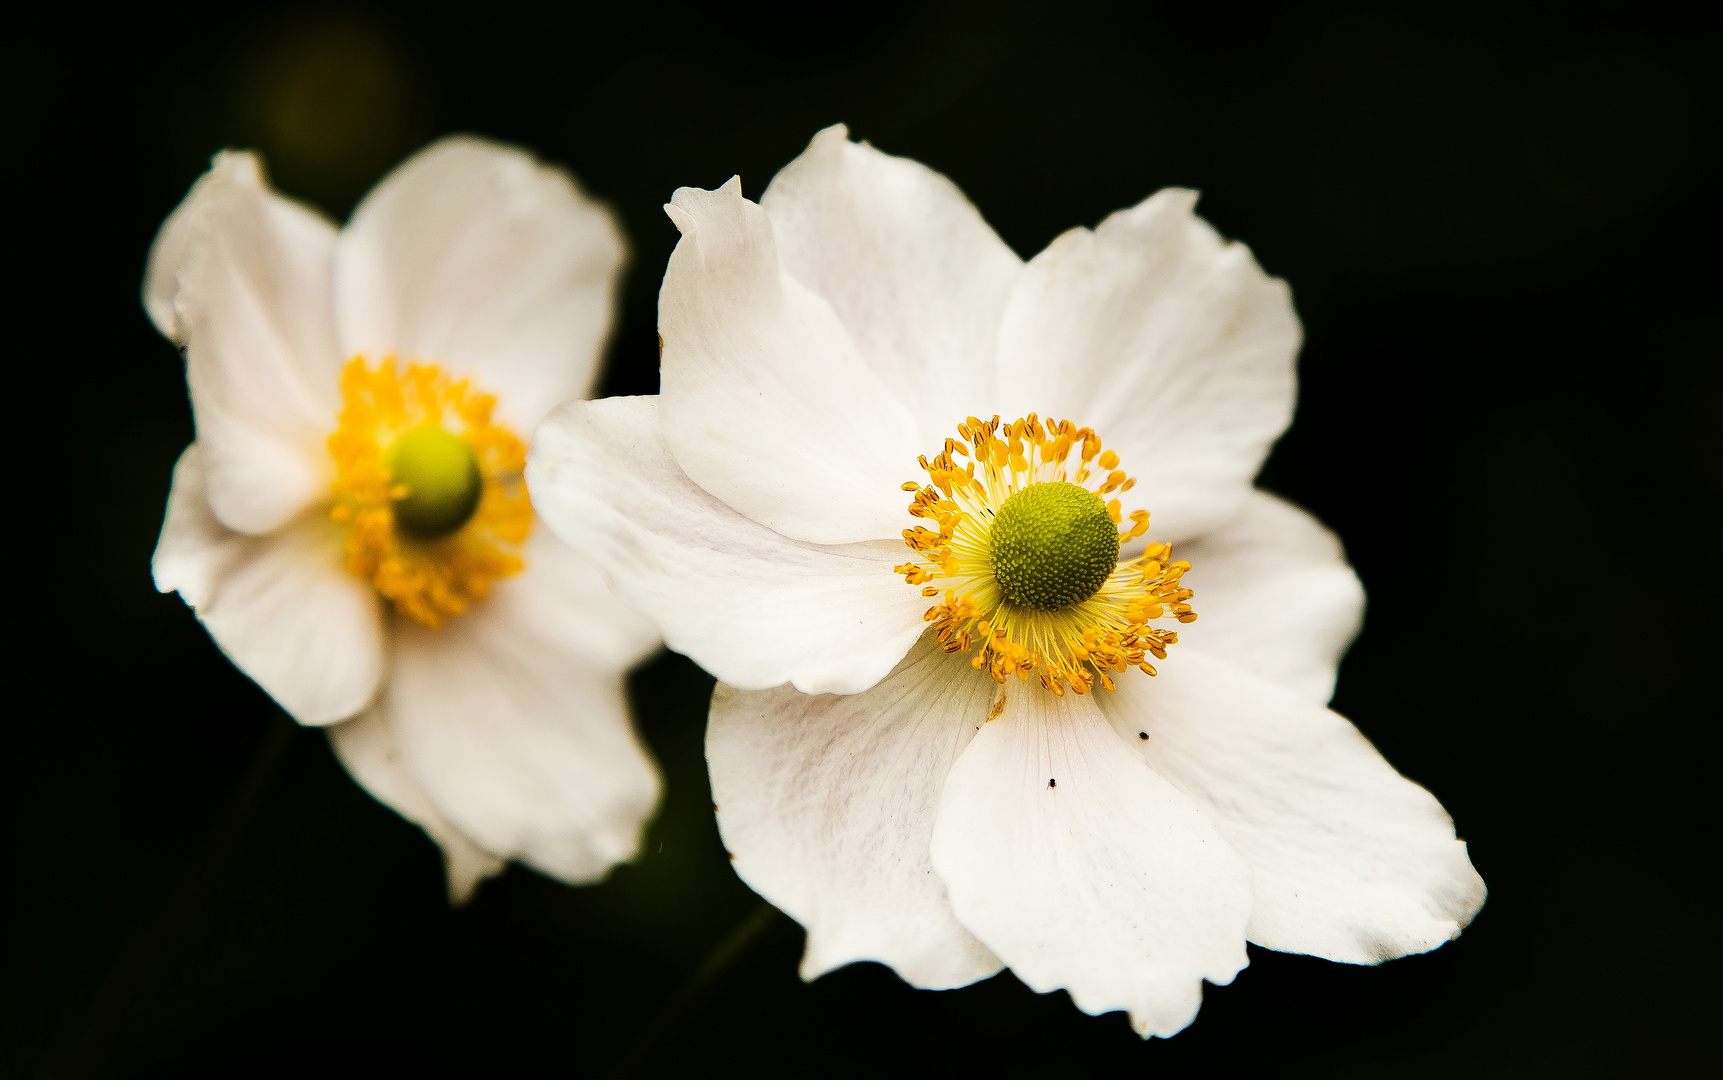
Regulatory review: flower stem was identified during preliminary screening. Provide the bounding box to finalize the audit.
[603,900,788,1079]
[45,709,298,1078]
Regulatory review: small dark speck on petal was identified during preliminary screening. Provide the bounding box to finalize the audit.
[727,852,736,861]
[1138,732,1149,740]
[1048,778,1056,788]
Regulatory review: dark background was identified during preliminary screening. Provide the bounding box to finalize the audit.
[9,1,1719,1076]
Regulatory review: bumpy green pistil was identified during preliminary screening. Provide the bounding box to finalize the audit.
[988,481,1119,610]
[387,426,483,539]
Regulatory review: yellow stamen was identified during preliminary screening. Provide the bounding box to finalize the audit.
[327,357,531,628]
[896,415,1196,694]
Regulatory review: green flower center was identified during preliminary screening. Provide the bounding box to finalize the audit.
[988,481,1119,611]
[386,426,483,539]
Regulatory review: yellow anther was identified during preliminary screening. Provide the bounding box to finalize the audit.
[894,415,1197,695]
[328,356,530,629]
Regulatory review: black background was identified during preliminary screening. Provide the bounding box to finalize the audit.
[9,2,1720,1077]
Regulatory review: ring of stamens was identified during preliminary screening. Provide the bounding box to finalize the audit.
[327,356,533,628]
[894,415,1196,696]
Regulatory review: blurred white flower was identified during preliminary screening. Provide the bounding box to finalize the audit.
[527,126,1486,1036]
[147,137,661,902]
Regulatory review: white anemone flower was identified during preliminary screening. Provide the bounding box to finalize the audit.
[527,125,1486,1036]
[147,137,661,902]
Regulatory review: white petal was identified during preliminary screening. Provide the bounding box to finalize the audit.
[658,177,923,545]
[381,528,662,885]
[1172,489,1365,704]
[144,151,342,534]
[511,524,662,672]
[930,685,1253,1038]
[144,184,200,341]
[336,136,627,433]
[327,709,506,904]
[995,189,1301,543]
[152,443,247,609]
[157,478,385,725]
[1099,650,1487,965]
[760,125,1023,442]
[527,395,927,695]
[708,630,1003,990]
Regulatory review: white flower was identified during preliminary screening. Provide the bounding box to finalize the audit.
[147,137,661,902]
[526,125,1487,1036]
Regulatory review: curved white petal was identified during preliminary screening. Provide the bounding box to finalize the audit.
[336,136,627,433]
[153,449,383,725]
[381,528,661,886]
[995,189,1300,543]
[1099,650,1486,965]
[930,685,1253,1038]
[512,524,662,672]
[1172,489,1365,704]
[761,125,1023,442]
[709,630,1003,990]
[144,151,341,535]
[327,709,506,904]
[658,177,922,545]
[152,443,247,609]
[527,395,927,695]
